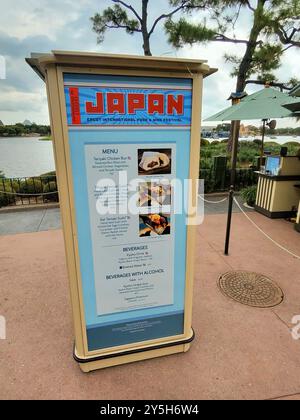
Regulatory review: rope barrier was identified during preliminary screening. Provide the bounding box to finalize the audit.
[199,195,228,204]
[2,189,299,260]
[0,190,58,196]
[233,197,300,261]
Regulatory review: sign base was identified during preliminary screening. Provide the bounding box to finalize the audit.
[74,329,195,372]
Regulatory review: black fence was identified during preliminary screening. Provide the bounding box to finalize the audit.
[0,176,59,208]
[0,168,257,208]
[200,168,258,193]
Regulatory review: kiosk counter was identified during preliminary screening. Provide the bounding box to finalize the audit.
[255,156,300,219]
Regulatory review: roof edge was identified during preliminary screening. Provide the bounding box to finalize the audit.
[26,50,217,81]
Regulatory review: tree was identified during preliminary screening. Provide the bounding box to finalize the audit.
[166,0,300,157]
[165,0,300,254]
[166,0,300,92]
[91,0,207,56]
[216,123,231,132]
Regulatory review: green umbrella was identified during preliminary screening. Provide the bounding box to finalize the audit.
[283,100,300,113]
[205,87,298,121]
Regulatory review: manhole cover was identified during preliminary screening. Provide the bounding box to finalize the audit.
[218,271,284,308]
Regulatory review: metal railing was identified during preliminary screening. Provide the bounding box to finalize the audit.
[0,169,257,208]
[200,168,258,193]
[0,176,59,207]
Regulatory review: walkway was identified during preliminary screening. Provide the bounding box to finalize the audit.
[0,195,249,235]
[0,207,299,399]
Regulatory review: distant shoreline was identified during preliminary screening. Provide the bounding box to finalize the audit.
[0,135,51,140]
[39,136,52,141]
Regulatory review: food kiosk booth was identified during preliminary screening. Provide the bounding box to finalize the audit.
[26,51,216,372]
[255,155,300,219]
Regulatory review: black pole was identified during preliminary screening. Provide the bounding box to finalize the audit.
[224,119,240,256]
[260,119,266,169]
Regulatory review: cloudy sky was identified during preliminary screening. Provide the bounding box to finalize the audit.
[0,0,299,128]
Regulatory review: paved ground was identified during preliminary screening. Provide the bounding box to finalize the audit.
[0,207,61,235]
[0,207,299,400]
[201,194,252,215]
[0,195,248,236]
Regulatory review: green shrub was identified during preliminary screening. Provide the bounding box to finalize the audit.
[239,151,250,163]
[200,159,213,170]
[201,138,210,146]
[43,181,59,202]
[264,141,280,147]
[253,139,263,146]
[283,141,300,147]
[0,181,16,207]
[40,176,56,186]
[202,149,213,159]
[17,178,43,195]
[241,185,257,207]
[39,171,56,178]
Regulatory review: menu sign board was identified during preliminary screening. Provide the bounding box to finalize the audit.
[63,73,192,351]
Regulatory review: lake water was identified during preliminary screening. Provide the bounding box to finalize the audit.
[0,135,300,179]
[0,137,55,178]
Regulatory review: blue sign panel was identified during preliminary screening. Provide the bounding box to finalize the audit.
[64,74,192,127]
[63,73,192,351]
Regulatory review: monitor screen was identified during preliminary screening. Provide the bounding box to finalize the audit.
[266,156,281,175]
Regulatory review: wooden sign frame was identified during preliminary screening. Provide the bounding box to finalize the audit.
[27,51,216,372]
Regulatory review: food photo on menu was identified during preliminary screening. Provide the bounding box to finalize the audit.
[138,182,172,207]
[138,148,172,175]
[139,213,171,237]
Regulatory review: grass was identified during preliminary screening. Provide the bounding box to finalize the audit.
[39,136,52,141]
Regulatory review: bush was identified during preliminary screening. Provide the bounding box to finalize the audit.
[202,149,213,159]
[241,185,257,207]
[200,169,215,193]
[239,150,252,163]
[43,181,59,202]
[264,141,279,147]
[0,181,16,207]
[253,139,263,146]
[39,171,56,178]
[16,178,43,195]
[201,138,210,146]
[283,141,300,147]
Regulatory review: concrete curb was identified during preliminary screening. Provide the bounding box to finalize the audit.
[0,202,59,214]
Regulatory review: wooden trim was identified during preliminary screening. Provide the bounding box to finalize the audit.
[74,329,195,364]
[56,67,90,354]
[55,65,197,80]
[257,173,300,181]
[36,56,210,367]
[51,65,202,360]
[254,205,296,219]
[183,74,202,334]
[78,342,192,372]
[45,65,86,355]
[26,51,217,81]
[256,177,261,207]
[56,66,191,357]
[267,180,274,211]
